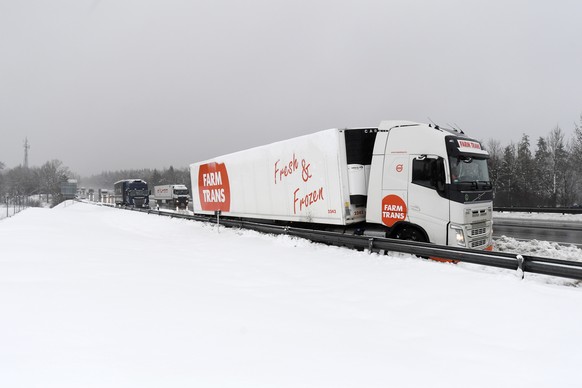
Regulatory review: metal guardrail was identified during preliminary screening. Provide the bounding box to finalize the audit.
[494,206,582,215]
[115,206,582,282]
[493,218,582,232]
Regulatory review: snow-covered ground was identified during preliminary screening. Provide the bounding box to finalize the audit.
[0,204,20,220]
[0,197,51,221]
[1,203,581,387]
[492,211,582,262]
[494,210,582,222]
[494,235,582,262]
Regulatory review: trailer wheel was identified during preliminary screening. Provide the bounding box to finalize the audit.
[395,225,427,243]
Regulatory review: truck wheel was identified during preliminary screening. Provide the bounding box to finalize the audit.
[395,226,427,243]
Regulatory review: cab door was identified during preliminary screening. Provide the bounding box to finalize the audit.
[406,155,449,244]
[377,153,409,228]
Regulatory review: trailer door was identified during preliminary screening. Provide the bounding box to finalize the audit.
[407,155,448,244]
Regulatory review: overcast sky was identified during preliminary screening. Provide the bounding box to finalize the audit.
[1,0,581,176]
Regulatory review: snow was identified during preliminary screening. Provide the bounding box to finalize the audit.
[0,204,20,219]
[494,210,582,222]
[1,202,581,387]
[495,235,582,262]
[493,211,582,262]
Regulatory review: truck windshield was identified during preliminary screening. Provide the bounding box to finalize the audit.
[449,156,490,188]
[174,190,189,195]
[130,189,149,196]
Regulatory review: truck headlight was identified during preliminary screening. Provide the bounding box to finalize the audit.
[451,225,465,247]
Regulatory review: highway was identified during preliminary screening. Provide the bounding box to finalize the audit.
[493,217,582,248]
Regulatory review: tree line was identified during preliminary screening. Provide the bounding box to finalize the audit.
[0,160,191,207]
[486,116,582,207]
[83,166,191,193]
[0,160,71,207]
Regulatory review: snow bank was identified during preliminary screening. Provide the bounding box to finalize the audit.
[494,210,582,222]
[1,203,581,388]
[493,210,582,262]
[0,204,20,220]
[495,235,582,262]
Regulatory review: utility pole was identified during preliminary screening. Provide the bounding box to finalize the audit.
[23,137,30,168]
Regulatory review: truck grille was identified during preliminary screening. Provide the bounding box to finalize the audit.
[470,227,487,237]
[471,239,487,249]
[472,209,488,218]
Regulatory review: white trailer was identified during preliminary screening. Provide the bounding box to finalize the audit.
[190,121,493,249]
[151,184,190,210]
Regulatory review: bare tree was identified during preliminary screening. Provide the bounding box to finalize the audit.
[497,143,517,206]
[0,161,5,198]
[571,116,582,205]
[546,126,568,206]
[563,141,577,206]
[515,134,535,205]
[534,137,553,206]
[486,139,502,197]
[5,166,36,196]
[38,160,70,205]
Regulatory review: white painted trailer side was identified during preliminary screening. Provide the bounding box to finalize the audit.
[190,129,366,225]
[153,185,173,201]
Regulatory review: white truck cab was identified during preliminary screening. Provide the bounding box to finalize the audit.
[365,121,493,249]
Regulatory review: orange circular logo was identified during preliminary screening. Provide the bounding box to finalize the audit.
[396,164,403,173]
[381,195,407,226]
[198,162,231,212]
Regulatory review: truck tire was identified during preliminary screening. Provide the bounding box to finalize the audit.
[394,225,428,243]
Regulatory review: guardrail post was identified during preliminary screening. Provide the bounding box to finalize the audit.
[516,255,524,279]
[215,210,221,233]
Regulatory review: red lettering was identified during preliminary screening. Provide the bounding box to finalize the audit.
[459,140,481,150]
[198,163,230,212]
[274,153,299,184]
[293,186,324,214]
[301,159,312,182]
[381,195,407,227]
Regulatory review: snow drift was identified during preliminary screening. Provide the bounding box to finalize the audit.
[1,202,581,387]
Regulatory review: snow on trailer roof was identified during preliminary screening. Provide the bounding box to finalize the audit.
[189,127,343,167]
[189,122,406,167]
[113,179,148,185]
[378,120,422,130]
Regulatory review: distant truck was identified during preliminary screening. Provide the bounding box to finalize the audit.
[114,179,150,208]
[98,188,110,203]
[190,120,493,249]
[151,184,190,210]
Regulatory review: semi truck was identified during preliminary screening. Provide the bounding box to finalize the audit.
[98,188,111,204]
[114,179,150,208]
[151,184,190,210]
[190,120,493,249]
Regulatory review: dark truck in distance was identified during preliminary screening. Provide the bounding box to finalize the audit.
[114,179,150,208]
